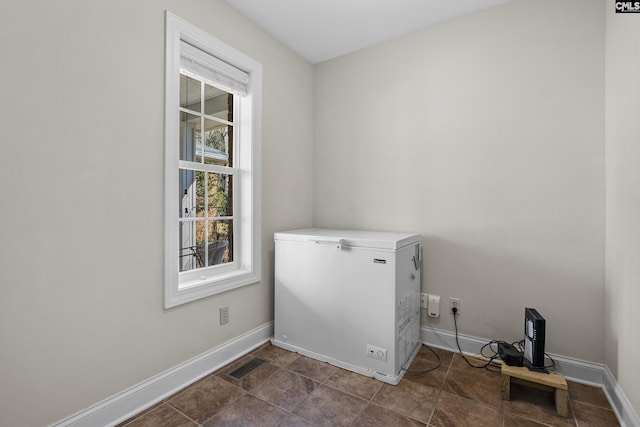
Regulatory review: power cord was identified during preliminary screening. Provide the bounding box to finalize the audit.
[451,307,501,372]
[401,344,442,373]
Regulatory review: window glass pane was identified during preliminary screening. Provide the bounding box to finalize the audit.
[207,172,232,217]
[179,220,205,272]
[179,219,233,270]
[180,74,201,112]
[204,83,232,121]
[179,112,199,161]
[206,219,233,266]
[196,119,232,166]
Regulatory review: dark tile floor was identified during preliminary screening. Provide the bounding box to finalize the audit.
[119,344,620,427]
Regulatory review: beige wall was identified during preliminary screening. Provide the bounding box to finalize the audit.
[0,1,314,425]
[605,1,640,416]
[5,0,638,425]
[314,0,605,362]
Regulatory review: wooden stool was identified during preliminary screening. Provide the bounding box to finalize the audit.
[501,363,569,417]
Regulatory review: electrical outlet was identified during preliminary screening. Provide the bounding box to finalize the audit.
[219,306,229,325]
[450,297,461,314]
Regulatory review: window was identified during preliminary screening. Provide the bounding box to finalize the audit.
[164,12,262,308]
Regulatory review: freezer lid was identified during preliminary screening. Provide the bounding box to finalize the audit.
[274,228,420,250]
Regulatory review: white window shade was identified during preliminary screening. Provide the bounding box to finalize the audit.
[180,40,249,96]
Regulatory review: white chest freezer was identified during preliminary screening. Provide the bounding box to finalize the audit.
[272,228,422,385]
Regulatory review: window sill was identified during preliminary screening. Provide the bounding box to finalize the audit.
[165,268,260,308]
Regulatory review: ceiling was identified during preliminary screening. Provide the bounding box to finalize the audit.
[223,0,514,64]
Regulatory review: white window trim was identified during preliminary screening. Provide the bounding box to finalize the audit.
[164,11,262,308]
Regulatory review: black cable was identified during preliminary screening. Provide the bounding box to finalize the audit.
[545,353,556,369]
[401,344,442,373]
[452,307,501,372]
[513,339,556,369]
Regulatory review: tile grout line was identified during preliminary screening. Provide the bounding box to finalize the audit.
[440,354,513,425]
[427,354,453,426]
[263,354,329,424]
[318,364,370,427]
[195,380,249,427]
[571,398,619,411]
[237,355,308,421]
[163,402,202,427]
[569,397,580,427]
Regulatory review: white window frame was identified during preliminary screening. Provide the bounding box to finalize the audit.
[164,11,262,308]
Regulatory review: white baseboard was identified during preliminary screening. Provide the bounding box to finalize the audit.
[422,326,640,427]
[603,366,640,427]
[51,322,274,427]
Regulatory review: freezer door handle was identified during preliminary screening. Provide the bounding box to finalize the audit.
[309,238,345,250]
